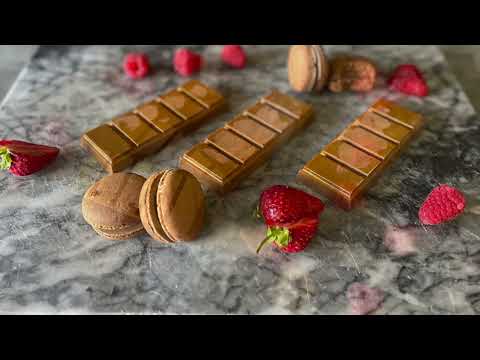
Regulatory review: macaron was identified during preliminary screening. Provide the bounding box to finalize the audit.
[288,45,330,93]
[139,169,205,243]
[82,173,146,240]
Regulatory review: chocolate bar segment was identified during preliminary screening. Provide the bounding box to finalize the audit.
[207,129,259,164]
[81,80,226,173]
[158,90,205,120]
[371,98,423,130]
[135,101,183,133]
[323,141,382,177]
[301,155,365,198]
[82,125,135,171]
[357,112,410,145]
[246,103,295,133]
[262,90,311,120]
[226,116,278,148]
[179,80,224,109]
[112,113,159,146]
[181,91,314,194]
[184,144,240,184]
[341,126,396,160]
[298,99,424,210]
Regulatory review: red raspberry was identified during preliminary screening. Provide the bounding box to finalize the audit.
[173,48,203,77]
[123,53,150,79]
[388,64,429,97]
[221,45,247,69]
[419,185,466,225]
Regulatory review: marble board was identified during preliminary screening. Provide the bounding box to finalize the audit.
[0,45,479,314]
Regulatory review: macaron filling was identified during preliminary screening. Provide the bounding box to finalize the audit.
[311,45,330,92]
[93,224,145,240]
[309,46,320,92]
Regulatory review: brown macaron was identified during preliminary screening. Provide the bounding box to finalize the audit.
[82,173,146,240]
[288,45,330,93]
[139,169,205,244]
[328,55,377,93]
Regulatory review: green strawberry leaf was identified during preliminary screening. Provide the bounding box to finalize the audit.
[267,227,290,248]
[256,227,291,254]
[0,147,12,171]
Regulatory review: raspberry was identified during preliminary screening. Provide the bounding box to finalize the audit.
[221,45,247,69]
[173,48,203,77]
[419,185,466,225]
[123,53,150,79]
[388,64,429,97]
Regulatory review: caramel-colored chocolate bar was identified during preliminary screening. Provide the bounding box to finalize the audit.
[180,91,314,193]
[81,80,226,173]
[297,99,424,210]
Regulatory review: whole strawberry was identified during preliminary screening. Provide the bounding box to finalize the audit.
[419,185,466,225]
[388,64,429,97]
[0,140,60,177]
[256,185,325,254]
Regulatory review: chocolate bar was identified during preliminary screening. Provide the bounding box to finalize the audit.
[81,80,226,173]
[297,99,424,210]
[180,91,314,193]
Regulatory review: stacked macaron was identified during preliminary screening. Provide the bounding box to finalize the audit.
[288,45,330,93]
[288,45,377,94]
[82,169,206,243]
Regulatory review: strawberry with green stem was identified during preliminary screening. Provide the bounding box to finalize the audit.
[256,185,325,254]
[0,140,60,177]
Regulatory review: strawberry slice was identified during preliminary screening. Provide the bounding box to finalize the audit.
[0,140,60,177]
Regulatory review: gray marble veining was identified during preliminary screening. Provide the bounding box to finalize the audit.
[0,45,479,314]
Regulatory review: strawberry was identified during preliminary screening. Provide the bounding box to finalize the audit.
[256,185,325,254]
[388,64,429,97]
[259,185,325,226]
[0,140,60,177]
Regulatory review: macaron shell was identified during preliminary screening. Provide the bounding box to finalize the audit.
[157,169,205,242]
[288,45,317,93]
[311,45,330,92]
[139,170,173,243]
[82,173,146,228]
[93,223,145,241]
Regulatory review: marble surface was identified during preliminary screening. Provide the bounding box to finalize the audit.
[0,45,38,103]
[4,45,480,111]
[0,45,479,315]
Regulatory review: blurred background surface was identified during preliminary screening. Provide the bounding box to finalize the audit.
[0,45,479,111]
